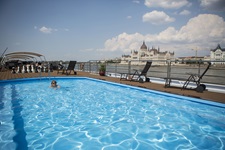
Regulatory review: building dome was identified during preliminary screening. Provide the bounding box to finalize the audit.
[140,41,147,49]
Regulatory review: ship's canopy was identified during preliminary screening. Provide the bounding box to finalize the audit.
[3,52,46,62]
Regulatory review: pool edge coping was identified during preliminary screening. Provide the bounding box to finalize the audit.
[1,76,225,108]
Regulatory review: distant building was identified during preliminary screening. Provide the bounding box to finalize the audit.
[210,44,225,65]
[121,41,175,65]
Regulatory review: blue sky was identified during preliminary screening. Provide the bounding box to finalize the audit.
[1,0,225,61]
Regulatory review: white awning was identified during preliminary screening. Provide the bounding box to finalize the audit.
[4,52,46,62]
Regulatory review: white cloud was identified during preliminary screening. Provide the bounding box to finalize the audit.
[104,14,225,56]
[179,10,190,15]
[157,27,178,42]
[133,0,140,4]
[36,26,68,33]
[177,14,225,42]
[144,0,190,9]
[39,26,57,34]
[143,11,175,25]
[200,0,217,7]
[199,0,225,10]
[127,16,132,19]
[104,32,145,53]
[64,28,69,31]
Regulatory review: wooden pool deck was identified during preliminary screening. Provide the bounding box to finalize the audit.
[0,70,225,104]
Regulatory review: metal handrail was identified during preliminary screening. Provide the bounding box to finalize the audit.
[75,60,225,85]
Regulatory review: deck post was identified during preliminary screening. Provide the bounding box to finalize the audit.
[165,60,171,87]
[166,60,171,79]
[198,61,201,76]
[128,61,131,75]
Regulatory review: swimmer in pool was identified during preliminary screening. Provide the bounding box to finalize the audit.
[50,80,60,88]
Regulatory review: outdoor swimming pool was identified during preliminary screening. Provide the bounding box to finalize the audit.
[0,77,225,150]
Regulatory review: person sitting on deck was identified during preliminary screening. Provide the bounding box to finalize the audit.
[50,80,60,88]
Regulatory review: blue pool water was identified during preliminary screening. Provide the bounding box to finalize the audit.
[0,77,225,150]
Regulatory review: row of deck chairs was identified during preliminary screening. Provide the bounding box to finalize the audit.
[119,61,211,92]
[57,60,210,92]
[11,63,53,73]
[57,61,77,75]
